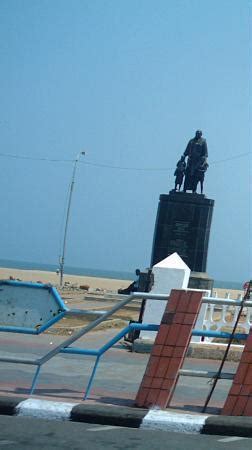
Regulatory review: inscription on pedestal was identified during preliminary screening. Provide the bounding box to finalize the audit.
[169,221,190,259]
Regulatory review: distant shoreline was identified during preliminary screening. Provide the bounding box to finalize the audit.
[0,266,132,292]
[0,258,244,290]
[0,258,135,281]
[0,266,244,301]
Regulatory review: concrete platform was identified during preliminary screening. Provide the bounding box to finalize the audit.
[133,339,244,362]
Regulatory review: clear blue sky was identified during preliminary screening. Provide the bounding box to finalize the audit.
[0,0,251,282]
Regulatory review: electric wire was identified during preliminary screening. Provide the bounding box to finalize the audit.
[0,150,249,171]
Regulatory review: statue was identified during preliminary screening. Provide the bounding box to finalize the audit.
[174,156,186,191]
[191,156,209,194]
[179,130,209,194]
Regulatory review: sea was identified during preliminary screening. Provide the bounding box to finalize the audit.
[0,258,244,290]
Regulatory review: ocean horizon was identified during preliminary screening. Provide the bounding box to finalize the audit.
[0,258,135,281]
[0,258,244,290]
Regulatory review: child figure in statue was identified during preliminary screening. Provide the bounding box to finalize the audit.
[174,156,186,191]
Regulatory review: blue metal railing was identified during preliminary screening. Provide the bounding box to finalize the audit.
[30,322,248,400]
[0,283,251,400]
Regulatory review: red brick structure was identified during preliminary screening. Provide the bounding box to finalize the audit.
[135,289,203,409]
[222,329,252,416]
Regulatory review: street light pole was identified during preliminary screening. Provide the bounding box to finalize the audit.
[59,151,85,288]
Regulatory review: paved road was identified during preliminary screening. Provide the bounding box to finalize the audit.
[0,416,251,450]
[0,330,237,411]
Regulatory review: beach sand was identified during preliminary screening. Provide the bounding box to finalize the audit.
[0,267,132,292]
[0,267,243,299]
[0,266,244,336]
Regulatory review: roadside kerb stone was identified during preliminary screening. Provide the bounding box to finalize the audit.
[71,404,147,428]
[0,396,252,437]
[0,396,26,415]
[203,415,252,437]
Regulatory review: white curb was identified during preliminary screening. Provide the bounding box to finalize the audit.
[0,397,248,436]
[141,410,208,434]
[16,399,76,421]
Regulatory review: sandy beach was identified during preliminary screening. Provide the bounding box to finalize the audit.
[0,267,132,292]
[0,266,243,299]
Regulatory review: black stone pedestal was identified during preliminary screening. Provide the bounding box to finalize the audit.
[188,271,214,291]
[151,191,214,288]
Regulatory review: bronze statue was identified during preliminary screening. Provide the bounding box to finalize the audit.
[174,156,186,191]
[182,130,208,193]
[192,156,209,194]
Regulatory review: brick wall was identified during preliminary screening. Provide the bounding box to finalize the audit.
[135,289,203,409]
[222,329,252,416]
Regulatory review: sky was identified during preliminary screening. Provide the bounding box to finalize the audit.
[0,0,251,282]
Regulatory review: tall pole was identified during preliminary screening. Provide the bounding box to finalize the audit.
[59,151,85,288]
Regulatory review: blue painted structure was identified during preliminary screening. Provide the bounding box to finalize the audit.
[0,280,68,334]
[0,282,250,400]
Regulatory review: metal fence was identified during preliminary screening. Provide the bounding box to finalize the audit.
[0,281,251,400]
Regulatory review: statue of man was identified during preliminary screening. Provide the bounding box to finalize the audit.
[183,130,208,193]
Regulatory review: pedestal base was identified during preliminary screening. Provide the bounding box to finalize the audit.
[188,271,214,292]
[151,191,214,272]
